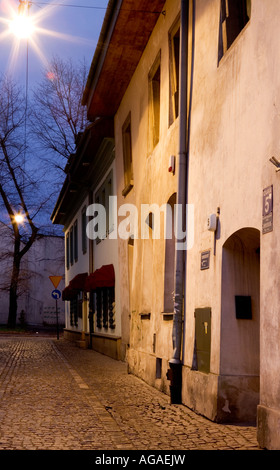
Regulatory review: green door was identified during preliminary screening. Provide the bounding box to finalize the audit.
[194,307,211,373]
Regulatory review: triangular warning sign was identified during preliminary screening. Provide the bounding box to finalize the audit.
[49,276,63,289]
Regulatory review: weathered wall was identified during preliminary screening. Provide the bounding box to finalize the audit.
[181,0,280,439]
[115,0,181,389]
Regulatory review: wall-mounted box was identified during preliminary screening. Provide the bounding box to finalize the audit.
[235,296,252,319]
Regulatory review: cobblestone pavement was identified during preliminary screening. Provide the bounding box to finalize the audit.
[0,334,260,451]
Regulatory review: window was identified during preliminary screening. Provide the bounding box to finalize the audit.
[218,0,251,62]
[169,21,180,125]
[68,219,78,266]
[95,170,114,243]
[81,206,87,254]
[70,226,74,265]
[70,293,83,327]
[148,52,161,151]
[66,233,70,270]
[74,220,78,262]
[95,287,115,330]
[122,113,133,197]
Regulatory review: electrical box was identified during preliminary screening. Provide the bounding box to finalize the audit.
[194,307,211,373]
[207,214,217,232]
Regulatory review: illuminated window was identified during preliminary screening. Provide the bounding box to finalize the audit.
[122,113,133,197]
[148,52,161,151]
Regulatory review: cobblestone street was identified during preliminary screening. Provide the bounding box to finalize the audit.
[0,334,260,453]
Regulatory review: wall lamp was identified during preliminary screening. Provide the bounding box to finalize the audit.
[269,156,280,172]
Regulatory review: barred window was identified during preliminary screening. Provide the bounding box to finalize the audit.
[70,293,83,326]
[95,287,115,330]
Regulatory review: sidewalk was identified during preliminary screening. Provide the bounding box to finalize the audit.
[0,334,260,451]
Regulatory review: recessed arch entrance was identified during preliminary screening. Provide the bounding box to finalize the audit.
[219,227,260,423]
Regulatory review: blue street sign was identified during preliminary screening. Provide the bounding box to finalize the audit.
[52,289,61,300]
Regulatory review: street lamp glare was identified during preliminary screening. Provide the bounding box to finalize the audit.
[14,213,25,224]
[9,13,35,40]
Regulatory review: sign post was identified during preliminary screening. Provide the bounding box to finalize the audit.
[49,276,63,340]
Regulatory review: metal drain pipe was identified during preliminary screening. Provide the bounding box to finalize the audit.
[168,0,191,404]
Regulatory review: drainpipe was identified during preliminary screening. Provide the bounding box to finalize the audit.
[168,0,190,404]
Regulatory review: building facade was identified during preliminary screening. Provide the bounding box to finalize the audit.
[53,0,280,449]
[51,118,124,360]
[0,224,65,327]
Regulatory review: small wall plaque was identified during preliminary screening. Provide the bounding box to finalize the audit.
[201,250,210,270]
[262,185,273,234]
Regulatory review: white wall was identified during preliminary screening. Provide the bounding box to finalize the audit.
[0,228,65,326]
[92,161,121,337]
[64,194,90,331]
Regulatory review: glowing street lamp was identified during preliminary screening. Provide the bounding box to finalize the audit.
[9,1,34,40]
[14,213,25,225]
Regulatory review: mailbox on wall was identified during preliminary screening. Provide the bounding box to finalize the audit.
[235,295,252,319]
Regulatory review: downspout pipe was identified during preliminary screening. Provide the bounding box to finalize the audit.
[169,0,190,404]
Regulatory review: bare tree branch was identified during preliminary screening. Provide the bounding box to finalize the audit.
[31,56,89,167]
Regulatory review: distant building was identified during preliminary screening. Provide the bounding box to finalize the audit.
[0,223,65,327]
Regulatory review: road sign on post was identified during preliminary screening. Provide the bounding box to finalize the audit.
[49,276,63,340]
[49,276,63,289]
[51,289,61,300]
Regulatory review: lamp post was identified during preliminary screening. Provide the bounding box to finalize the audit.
[9,1,33,192]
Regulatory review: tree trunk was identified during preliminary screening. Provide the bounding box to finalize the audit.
[7,239,21,329]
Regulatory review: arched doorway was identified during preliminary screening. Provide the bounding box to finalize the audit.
[219,227,260,424]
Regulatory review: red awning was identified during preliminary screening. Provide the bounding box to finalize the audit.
[62,285,77,301]
[85,264,115,292]
[69,272,88,290]
[62,272,88,301]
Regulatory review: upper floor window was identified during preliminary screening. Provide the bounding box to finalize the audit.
[74,220,78,262]
[148,52,161,151]
[81,206,87,254]
[169,20,180,126]
[66,233,70,270]
[67,219,78,268]
[218,0,251,62]
[94,170,114,243]
[70,226,74,265]
[122,112,134,197]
